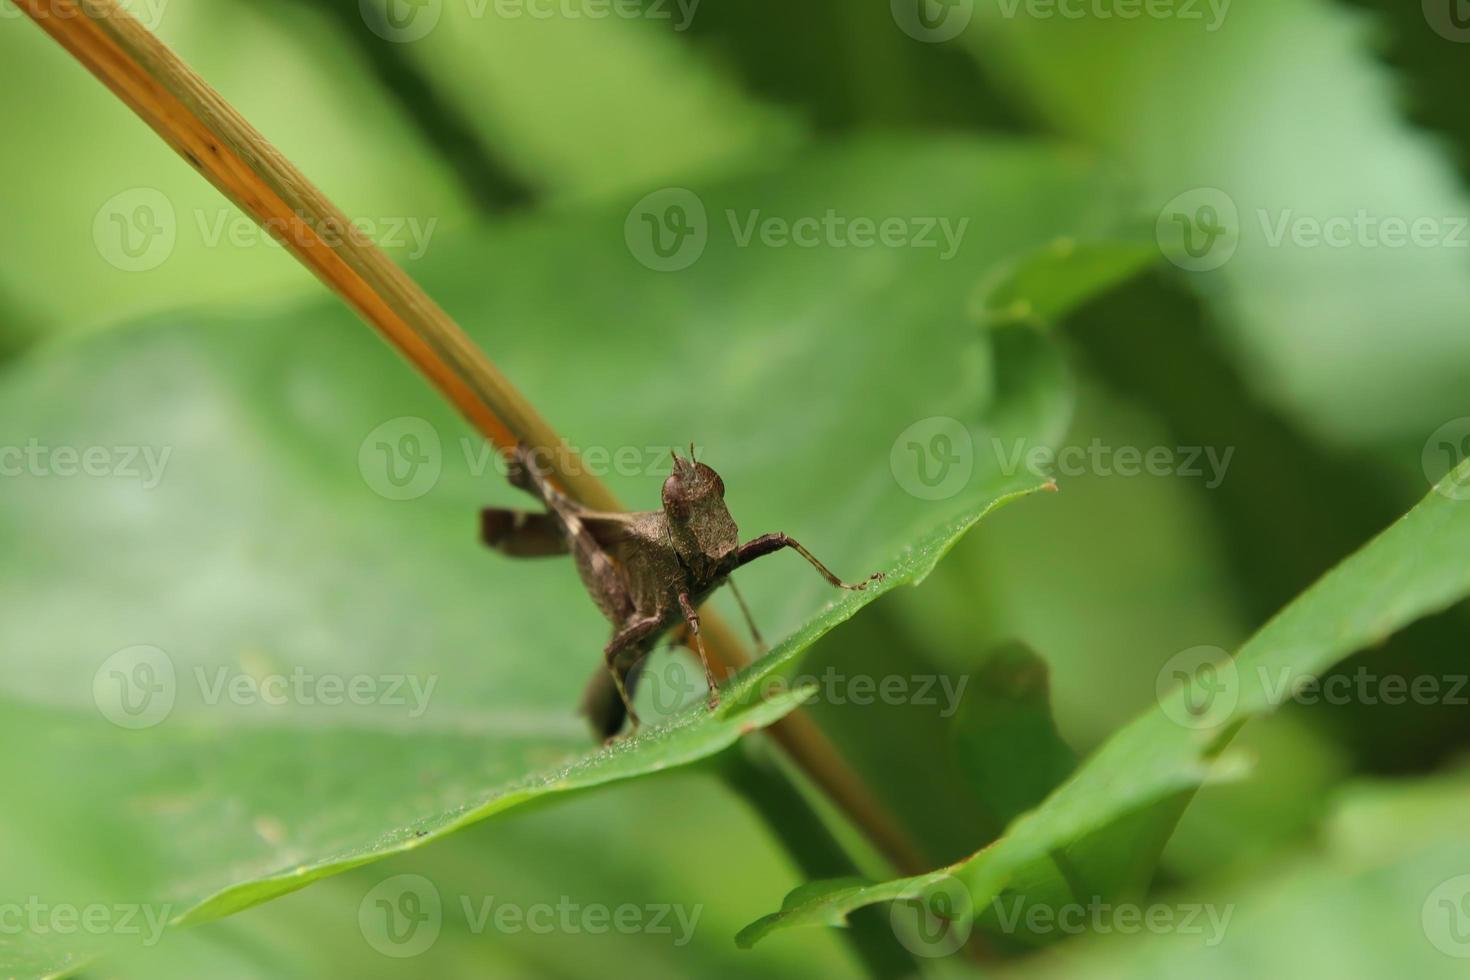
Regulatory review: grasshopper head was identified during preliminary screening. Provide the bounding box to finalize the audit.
[663,448,739,576]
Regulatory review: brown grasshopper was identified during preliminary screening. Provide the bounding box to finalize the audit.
[481,444,882,740]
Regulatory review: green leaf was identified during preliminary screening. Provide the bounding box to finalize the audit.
[1159,712,1350,884]
[1332,0,1470,187]
[793,606,1005,869]
[366,0,802,202]
[739,457,1470,946]
[965,0,1470,448]
[973,238,1157,331]
[1325,770,1470,866]
[84,773,867,980]
[1003,771,1470,979]
[953,643,1077,829]
[0,137,1133,975]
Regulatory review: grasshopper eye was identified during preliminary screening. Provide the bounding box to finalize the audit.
[662,473,691,516]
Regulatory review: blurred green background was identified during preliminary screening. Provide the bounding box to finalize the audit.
[4,0,1470,977]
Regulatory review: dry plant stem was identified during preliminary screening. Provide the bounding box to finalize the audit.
[18,0,928,877]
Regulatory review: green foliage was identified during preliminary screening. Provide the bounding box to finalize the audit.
[0,139,1133,974]
[4,2,1470,978]
[952,644,1078,829]
[740,458,1470,946]
[1008,772,1470,979]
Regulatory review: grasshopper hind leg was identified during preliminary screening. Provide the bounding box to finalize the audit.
[589,615,663,741]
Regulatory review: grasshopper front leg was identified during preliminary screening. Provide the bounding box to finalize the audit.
[734,533,883,590]
[677,592,720,710]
